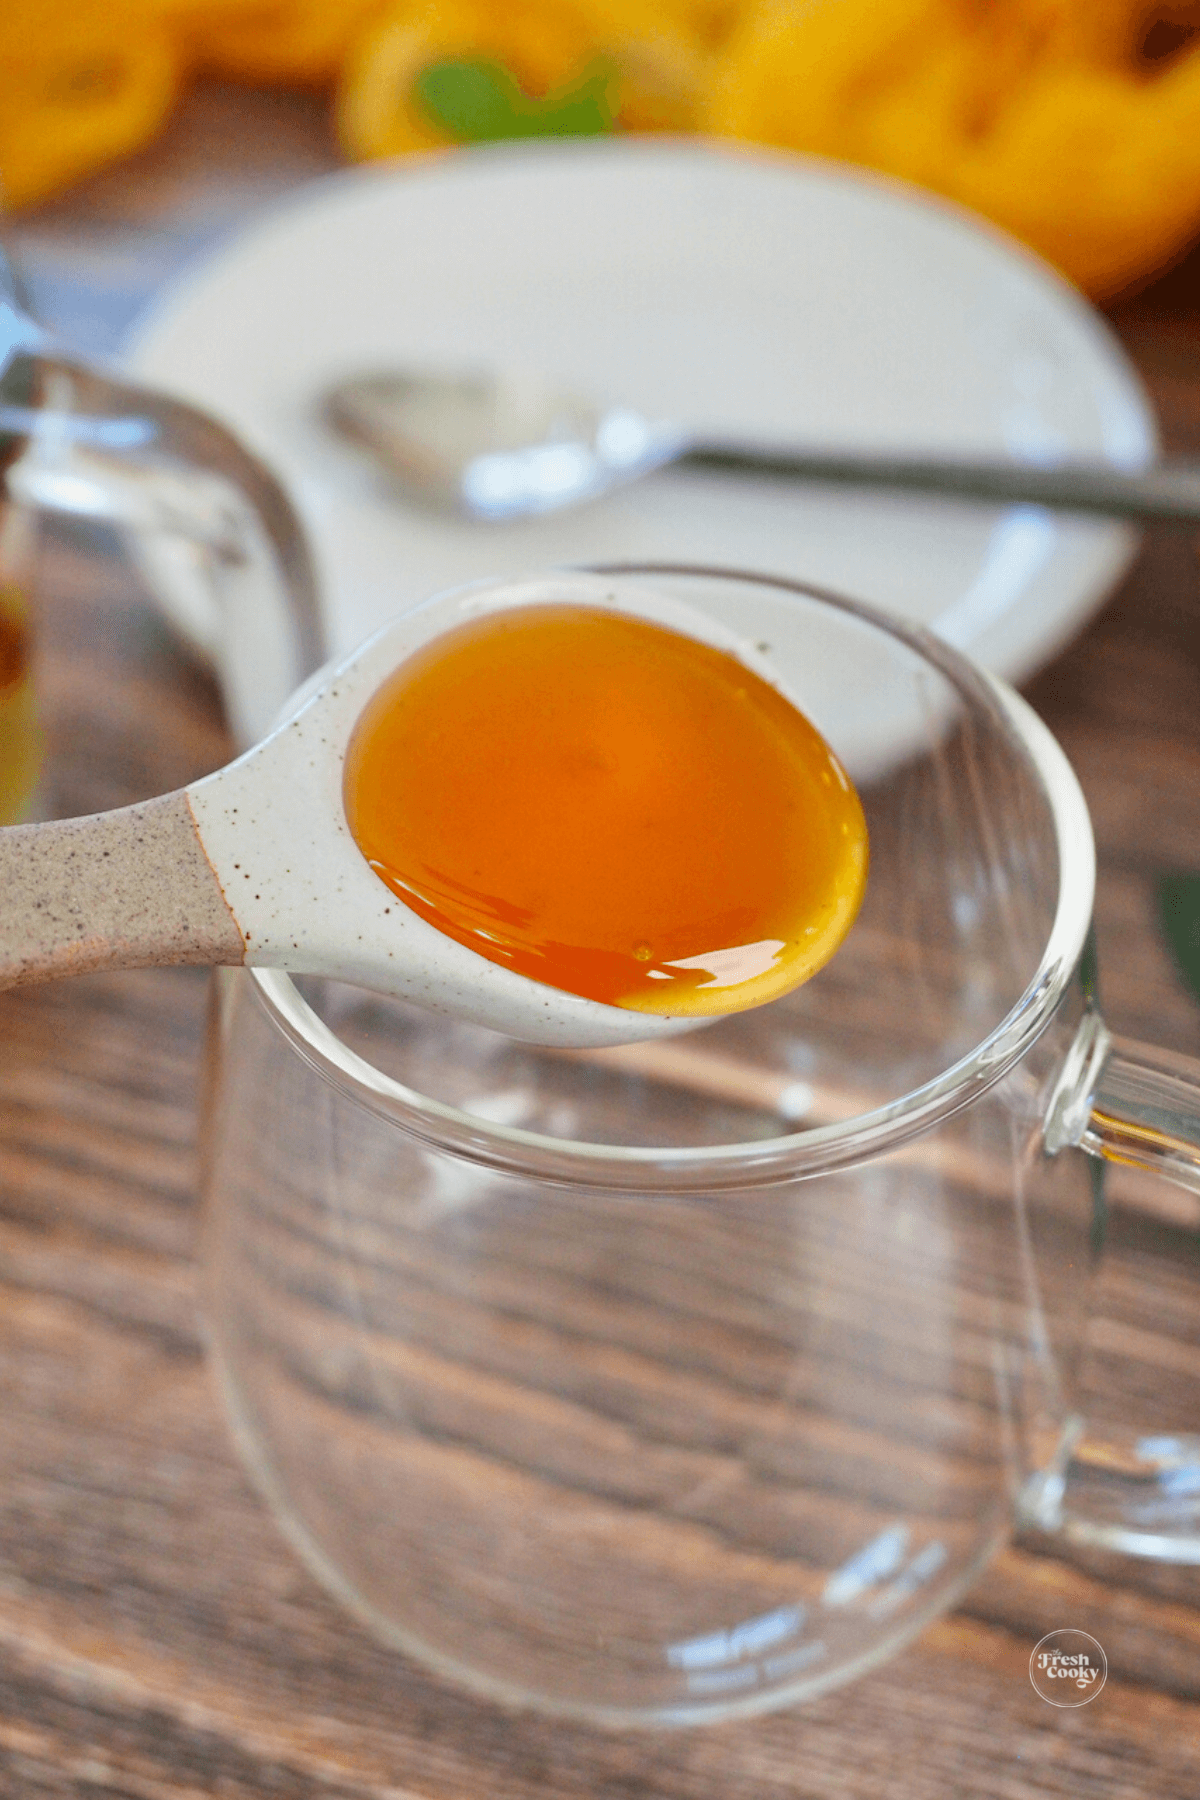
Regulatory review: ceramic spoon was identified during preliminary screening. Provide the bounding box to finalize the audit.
[325,366,1200,525]
[0,572,774,1051]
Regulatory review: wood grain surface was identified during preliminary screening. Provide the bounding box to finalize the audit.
[2,83,1200,1797]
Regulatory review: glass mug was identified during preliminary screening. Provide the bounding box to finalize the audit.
[200,564,1200,1726]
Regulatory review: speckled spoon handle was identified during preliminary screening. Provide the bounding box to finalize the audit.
[0,791,245,990]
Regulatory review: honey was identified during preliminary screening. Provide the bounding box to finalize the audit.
[0,587,40,826]
[343,603,867,1016]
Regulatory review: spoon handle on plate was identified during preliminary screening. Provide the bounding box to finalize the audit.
[683,444,1200,525]
[0,792,244,990]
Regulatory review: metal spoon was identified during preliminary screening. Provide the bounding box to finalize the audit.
[325,366,1200,526]
[0,571,796,1050]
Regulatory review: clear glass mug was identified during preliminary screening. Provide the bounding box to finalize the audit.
[198,564,1200,1725]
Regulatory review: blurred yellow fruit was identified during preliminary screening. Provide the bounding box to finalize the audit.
[6,0,1200,298]
[176,0,386,85]
[704,0,1200,297]
[0,0,179,210]
[336,0,710,161]
[656,0,746,51]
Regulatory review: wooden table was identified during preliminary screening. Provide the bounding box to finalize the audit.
[3,84,1199,1798]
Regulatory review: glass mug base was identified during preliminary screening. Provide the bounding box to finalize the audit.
[198,567,1200,1722]
[213,1331,1014,1725]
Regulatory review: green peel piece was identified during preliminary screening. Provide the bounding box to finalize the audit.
[1159,871,1200,1005]
[413,56,616,143]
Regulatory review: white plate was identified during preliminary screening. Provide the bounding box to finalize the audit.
[125,139,1155,743]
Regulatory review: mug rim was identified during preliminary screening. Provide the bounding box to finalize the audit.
[244,562,1096,1192]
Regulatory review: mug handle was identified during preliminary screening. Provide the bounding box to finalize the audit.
[4,258,326,746]
[1035,1011,1200,1562]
